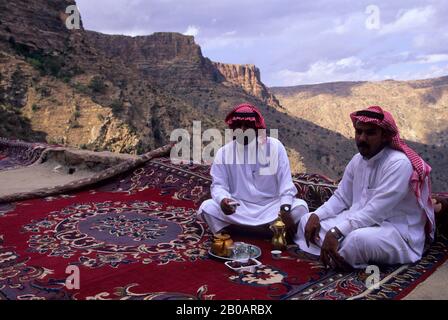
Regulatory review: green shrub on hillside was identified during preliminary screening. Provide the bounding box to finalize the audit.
[89,76,106,93]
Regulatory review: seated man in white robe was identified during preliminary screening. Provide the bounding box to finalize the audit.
[198,103,308,240]
[295,106,435,269]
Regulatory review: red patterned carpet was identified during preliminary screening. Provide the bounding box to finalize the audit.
[1,140,447,300]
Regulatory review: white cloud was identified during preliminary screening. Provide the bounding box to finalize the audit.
[421,65,448,78]
[201,30,238,48]
[324,18,349,35]
[413,35,426,48]
[323,15,363,35]
[97,28,152,37]
[223,30,237,36]
[380,6,435,35]
[393,64,448,81]
[201,35,255,51]
[183,25,200,37]
[417,54,448,64]
[336,57,364,68]
[274,57,380,85]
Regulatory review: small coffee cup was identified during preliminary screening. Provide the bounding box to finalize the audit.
[271,250,282,260]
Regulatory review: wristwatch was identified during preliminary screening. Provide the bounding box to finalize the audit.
[280,204,291,214]
[329,227,344,242]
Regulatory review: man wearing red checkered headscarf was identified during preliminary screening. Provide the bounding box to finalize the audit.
[295,106,435,270]
[198,103,309,241]
[224,103,267,130]
[350,106,433,203]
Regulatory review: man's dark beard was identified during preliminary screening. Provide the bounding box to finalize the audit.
[357,142,388,159]
[233,133,258,145]
[356,142,369,149]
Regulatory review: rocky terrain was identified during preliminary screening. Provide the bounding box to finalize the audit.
[213,62,280,107]
[0,0,280,154]
[0,0,446,191]
[271,78,448,146]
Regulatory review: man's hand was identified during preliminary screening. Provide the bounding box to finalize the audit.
[280,205,296,242]
[433,196,448,214]
[320,231,350,270]
[220,198,237,215]
[304,213,321,247]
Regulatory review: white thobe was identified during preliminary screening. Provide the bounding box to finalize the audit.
[198,137,308,234]
[295,146,433,268]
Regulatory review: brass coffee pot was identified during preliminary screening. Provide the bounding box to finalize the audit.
[211,233,234,257]
[270,216,287,251]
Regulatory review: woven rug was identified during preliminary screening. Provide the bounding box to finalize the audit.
[0,138,47,171]
[0,147,447,300]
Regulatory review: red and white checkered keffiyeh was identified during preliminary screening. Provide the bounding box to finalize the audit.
[351,106,435,239]
[225,104,266,129]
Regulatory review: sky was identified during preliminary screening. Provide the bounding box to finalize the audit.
[75,0,448,87]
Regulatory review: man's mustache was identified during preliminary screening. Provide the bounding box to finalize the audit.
[357,142,369,148]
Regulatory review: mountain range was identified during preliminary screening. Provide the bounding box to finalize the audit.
[0,0,446,191]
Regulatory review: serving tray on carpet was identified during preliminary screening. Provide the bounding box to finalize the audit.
[208,243,262,261]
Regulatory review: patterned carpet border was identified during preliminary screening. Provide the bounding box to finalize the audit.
[1,138,447,300]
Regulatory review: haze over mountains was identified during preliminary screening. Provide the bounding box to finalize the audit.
[0,0,446,191]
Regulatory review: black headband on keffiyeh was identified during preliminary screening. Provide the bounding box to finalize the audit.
[225,104,266,129]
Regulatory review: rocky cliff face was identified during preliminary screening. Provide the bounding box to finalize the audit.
[213,62,280,107]
[84,31,222,88]
[0,0,278,154]
[0,0,81,54]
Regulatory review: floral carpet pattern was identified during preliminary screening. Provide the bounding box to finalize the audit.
[23,199,207,267]
[0,140,447,300]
